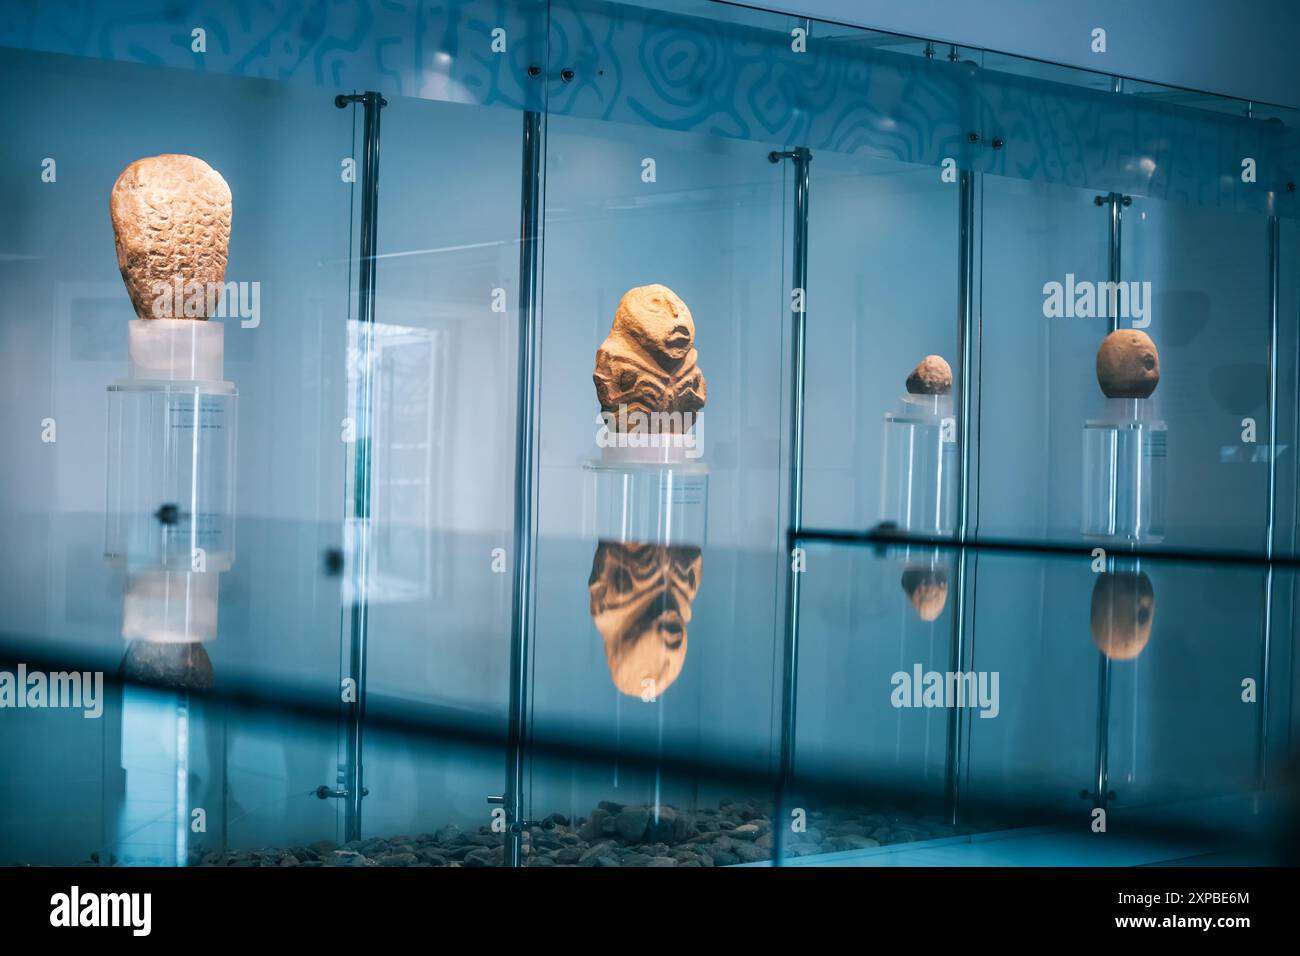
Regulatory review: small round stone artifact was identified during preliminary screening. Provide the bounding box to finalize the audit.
[1096,329,1159,398]
[900,567,948,622]
[905,355,952,395]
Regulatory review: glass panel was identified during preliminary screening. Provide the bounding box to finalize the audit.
[522,0,795,867]
[976,176,1111,543]
[349,90,527,863]
[0,47,359,862]
[791,538,1283,865]
[790,540,961,861]
[1121,197,1272,553]
[801,152,962,533]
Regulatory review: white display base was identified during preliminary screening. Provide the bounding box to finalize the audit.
[128,318,225,382]
[121,570,219,644]
[597,431,706,468]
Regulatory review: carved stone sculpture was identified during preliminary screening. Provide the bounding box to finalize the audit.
[906,355,952,395]
[110,154,232,319]
[1096,329,1159,399]
[1090,570,1154,661]
[588,540,702,698]
[594,284,705,430]
[900,567,948,622]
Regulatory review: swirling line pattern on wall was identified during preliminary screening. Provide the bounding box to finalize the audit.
[2,0,1295,214]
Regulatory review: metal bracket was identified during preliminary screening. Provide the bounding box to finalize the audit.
[335,92,388,109]
[487,795,554,834]
[316,785,369,800]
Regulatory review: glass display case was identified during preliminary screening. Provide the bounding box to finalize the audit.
[1,0,1297,869]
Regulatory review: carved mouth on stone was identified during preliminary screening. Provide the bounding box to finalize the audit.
[664,327,691,350]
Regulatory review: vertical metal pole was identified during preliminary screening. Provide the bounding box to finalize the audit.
[945,169,977,825]
[505,109,545,868]
[1091,189,1124,811]
[1107,193,1123,334]
[1259,215,1280,788]
[955,171,977,543]
[336,91,385,843]
[770,146,810,866]
[1093,637,1113,809]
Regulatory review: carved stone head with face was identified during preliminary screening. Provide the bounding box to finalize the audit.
[110,154,232,320]
[594,284,706,426]
[615,284,695,368]
[588,540,703,698]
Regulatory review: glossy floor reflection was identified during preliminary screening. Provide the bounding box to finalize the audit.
[0,530,1295,867]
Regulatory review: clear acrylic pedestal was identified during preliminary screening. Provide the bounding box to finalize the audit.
[104,320,237,663]
[880,393,957,535]
[1082,398,1166,542]
[583,439,709,547]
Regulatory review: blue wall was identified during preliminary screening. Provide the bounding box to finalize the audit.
[720,0,1300,109]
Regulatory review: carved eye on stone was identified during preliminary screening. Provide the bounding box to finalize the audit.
[619,370,637,389]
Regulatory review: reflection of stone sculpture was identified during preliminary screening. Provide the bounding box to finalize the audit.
[111,154,232,320]
[121,640,215,690]
[1090,570,1154,660]
[906,355,952,395]
[593,285,706,430]
[1096,330,1159,399]
[900,567,948,622]
[588,541,702,697]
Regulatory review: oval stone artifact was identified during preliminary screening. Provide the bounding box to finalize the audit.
[900,567,948,622]
[1090,570,1155,661]
[905,355,952,395]
[110,154,232,320]
[1096,329,1159,399]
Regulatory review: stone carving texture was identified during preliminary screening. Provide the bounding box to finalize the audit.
[589,541,702,697]
[122,641,215,690]
[110,154,232,319]
[906,354,952,395]
[1090,571,1154,661]
[1096,329,1160,399]
[594,284,705,429]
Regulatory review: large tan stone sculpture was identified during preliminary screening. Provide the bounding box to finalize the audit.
[1090,570,1154,661]
[588,540,702,698]
[906,355,952,395]
[110,154,232,319]
[594,284,706,430]
[1096,329,1160,399]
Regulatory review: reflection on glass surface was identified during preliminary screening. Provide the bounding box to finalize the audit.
[1090,568,1155,661]
[901,562,950,622]
[588,540,701,698]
